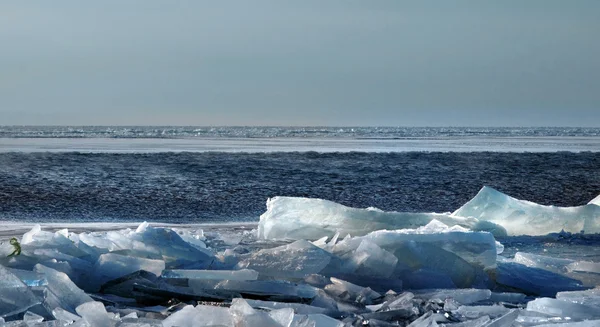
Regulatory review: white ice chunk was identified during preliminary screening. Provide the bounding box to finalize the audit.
[230,298,282,327]
[162,268,258,280]
[258,196,507,241]
[414,289,491,305]
[590,193,600,206]
[236,240,331,279]
[342,240,398,278]
[90,253,165,291]
[453,305,509,320]
[163,304,233,327]
[486,309,518,327]
[52,307,82,324]
[526,297,600,320]
[34,264,93,314]
[75,302,113,327]
[324,277,381,304]
[21,224,42,244]
[513,252,573,275]
[0,265,40,318]
[489,292,526,303]
[23,311,44,323]
[453,186,600,235]
[244,299,330,315]
[291,314,343,327]
[556,288,600,307]
[567,260,600,274]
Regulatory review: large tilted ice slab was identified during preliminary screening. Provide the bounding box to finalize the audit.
[321,220,497,289]
[590,194,600,206]
[453,186,600,236]
[258,196,507,240]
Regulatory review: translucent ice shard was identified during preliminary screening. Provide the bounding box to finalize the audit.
[258,196,507,241]
[0,265,40,318]
[453,186,600,235]
[236,240,332,279]
[34,264,93,314]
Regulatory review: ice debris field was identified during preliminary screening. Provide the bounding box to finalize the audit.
[1,187,600,326]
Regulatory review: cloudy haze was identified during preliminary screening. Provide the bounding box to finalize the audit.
[1,1,599,126]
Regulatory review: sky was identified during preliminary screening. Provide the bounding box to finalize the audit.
[1,1,599,126]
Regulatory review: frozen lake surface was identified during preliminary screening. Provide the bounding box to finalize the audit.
[2,136,600,153]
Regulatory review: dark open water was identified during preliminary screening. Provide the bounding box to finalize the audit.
[1,151,599,223]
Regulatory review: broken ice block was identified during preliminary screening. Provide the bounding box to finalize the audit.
[567,260,600,274]
[556,288,600,307]
[0,265,40,318]
[341,240,398,278]
[324,277,381,304]
[414,289,491,305]
[258,196,507,241]
[236,240,331,279]
[453,186,600,235]
[161,269,259,281]
[244,299,331,315]
[291,313,343,327]
[229,298,282,327]
[526,297,600,320]
[453,304,509,320]
[513,252,573,275]
[90,253,165,291]
[75,302,113,327]
[34,264,93,314]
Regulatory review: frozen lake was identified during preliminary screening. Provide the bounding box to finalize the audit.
[1,136,600,153]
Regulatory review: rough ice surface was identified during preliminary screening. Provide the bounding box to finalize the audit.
[1,185,600,327]
[258,196,507,240]
[453,186,600,235]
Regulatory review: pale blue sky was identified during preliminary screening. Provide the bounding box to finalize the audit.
[1,1,599,126]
